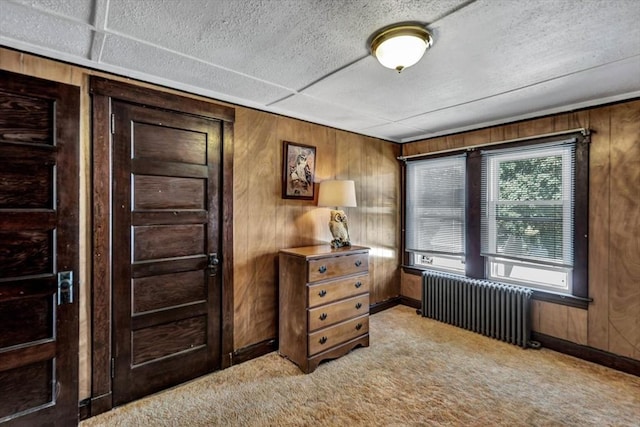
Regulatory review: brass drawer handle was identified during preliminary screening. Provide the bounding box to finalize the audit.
[318,265,327,274]
[354,281,362,288]
[355,323,363,331]
[319,313,327,321]
[319,336,328,345]
[319,290,327,297]
[355,302,362,309]
[355,260,362,267]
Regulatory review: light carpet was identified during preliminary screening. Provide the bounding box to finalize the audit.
[81,305,640,426]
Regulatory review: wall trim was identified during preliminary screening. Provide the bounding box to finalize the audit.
[401,266,590,309]
[532,332,640,377]
[370,297,401,314]
[399,296,421,311]
[78,398,90,421]
[89,393,112,418]
[531,290,590,310]
[230,339,278,366]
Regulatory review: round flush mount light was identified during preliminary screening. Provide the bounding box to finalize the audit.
[370,24,433,73]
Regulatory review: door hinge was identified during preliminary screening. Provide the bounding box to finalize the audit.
[110,358,115,378]
[110,113,115,134]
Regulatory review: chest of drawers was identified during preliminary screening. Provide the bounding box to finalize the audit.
[278,245,370,373]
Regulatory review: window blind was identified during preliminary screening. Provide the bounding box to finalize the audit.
[480,141,575,268]
[406,155,466,256]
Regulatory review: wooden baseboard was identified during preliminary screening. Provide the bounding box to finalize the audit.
[532,332,640,377]
[78,398,91,421]
[399,296,421,311]
[370,296,421,314]
[221,353,232,369]
[89,392,112,417]
[230,339,277,366]
[370,297,400,314]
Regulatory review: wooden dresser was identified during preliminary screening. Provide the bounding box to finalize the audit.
[278,245,370,373]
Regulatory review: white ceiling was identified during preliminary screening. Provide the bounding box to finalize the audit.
[1,0,639,143]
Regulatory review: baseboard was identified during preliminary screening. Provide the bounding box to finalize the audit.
[399,296,421,310]
[90,392,112,417]
[370,297,400,314]
[230,338,277,366]
[78,398,90,421]
[370,296,421,314]
[221,353,232,369]
[532,332,640,377]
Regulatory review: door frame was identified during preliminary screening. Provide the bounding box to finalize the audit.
[89,77,235,416]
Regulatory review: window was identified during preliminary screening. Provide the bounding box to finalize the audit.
[403,131,588,299]
[405,155,466,273]
[481,142,575,292]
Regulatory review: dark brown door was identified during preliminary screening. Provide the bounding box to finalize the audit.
[111,101,222,405]
[0,71,79,425]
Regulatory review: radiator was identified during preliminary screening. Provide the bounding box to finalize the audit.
[421,271,534,348]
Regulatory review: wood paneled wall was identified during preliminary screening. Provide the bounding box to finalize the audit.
[233,109,400,349]
[401,101,640,361]
[0,48,401,398]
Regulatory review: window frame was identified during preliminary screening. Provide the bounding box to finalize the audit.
[402,130,590,303]
[482,143,575,293]
[403,153,467,275]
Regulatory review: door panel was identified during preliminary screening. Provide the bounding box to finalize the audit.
[133,270,207,313]
[0,71,79,426]
[132,316,207,364]
[0,361,53,419]
[133,224,205,260]
[0,163,53,208]
[133,124,207,164]
[112,101,222,405]
[133,175,206,209]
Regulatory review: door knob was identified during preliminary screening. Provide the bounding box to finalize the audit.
[57,271,73,305]
[208,253,220,276]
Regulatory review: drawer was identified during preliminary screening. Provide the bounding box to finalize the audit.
[308,253,368,283]
[308,314,369,356]
[307,274,369,307]
[308,294,369,332]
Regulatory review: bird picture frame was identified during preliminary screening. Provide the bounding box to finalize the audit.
[282,140,316,200]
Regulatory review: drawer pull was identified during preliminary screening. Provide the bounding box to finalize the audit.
[318,265,327,274]
[355,260,362,267]
[355,323,363,331]
[355,302,362,309]
[319,336,328,345]
[318,290,327,297]
[354,281,362,288]
[319,313,327,321]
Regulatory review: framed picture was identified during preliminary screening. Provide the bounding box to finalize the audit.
[282,141,316,199]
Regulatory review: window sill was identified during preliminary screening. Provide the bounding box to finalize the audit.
[531,290,591,310]
[401,265,591,310]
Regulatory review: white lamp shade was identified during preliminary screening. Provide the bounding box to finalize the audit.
[374,35,428,70]
[318,180,357,207]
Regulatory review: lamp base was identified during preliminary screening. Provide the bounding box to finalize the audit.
[328,209,351,249]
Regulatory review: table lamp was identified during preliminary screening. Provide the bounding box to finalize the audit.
[317,180,357,248]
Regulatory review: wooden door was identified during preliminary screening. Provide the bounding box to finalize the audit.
[0,71,79,425]
[111,101,222,405]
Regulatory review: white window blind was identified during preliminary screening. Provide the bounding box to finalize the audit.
[481,141,575,268]
[406,155,466,256]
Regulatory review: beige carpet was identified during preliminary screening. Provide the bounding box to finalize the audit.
[81,305,640,426]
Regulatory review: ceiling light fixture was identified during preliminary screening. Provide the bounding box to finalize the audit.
[370,24,433,73]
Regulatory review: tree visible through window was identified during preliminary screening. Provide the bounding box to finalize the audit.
[404,132,588,297]
[483,143,574,292]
